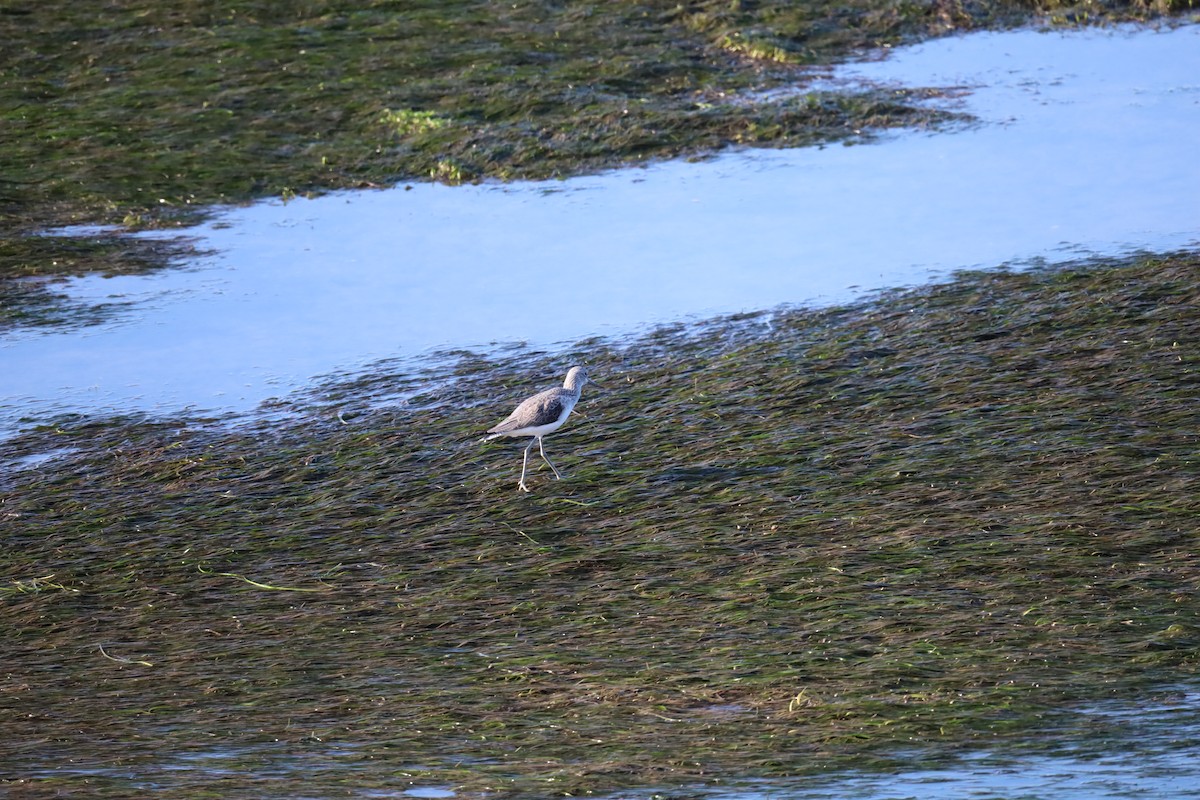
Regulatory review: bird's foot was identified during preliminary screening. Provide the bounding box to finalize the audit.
[518,481,531,492]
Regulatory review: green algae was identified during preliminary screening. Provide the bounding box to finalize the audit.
[2,250,1197,797]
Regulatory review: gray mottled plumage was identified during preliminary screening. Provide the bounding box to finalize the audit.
[483,366,599,492]
[487,392,567,436]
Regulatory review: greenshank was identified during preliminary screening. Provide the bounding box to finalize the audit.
[483,366,599,492]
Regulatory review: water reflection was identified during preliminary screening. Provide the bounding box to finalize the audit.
[2,24,1197,434]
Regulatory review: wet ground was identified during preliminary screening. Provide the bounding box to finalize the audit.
[13,690,1200,799]
[3,20,1200,800]
[609,689,1200,800]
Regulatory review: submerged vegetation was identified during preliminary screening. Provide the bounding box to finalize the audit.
[3,250,1198,797]
[0,233,202,330]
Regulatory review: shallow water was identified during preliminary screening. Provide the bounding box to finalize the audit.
[613,690,1200,800]
[2,23,1198,434]
[16,689,1200,798]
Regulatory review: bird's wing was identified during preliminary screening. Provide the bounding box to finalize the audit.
[489,389,566,433]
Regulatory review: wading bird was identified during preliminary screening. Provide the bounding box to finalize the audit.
[483,366,600,492]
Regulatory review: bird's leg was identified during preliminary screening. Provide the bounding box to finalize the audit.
[538,436,562,480]
[518,438,536,492]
